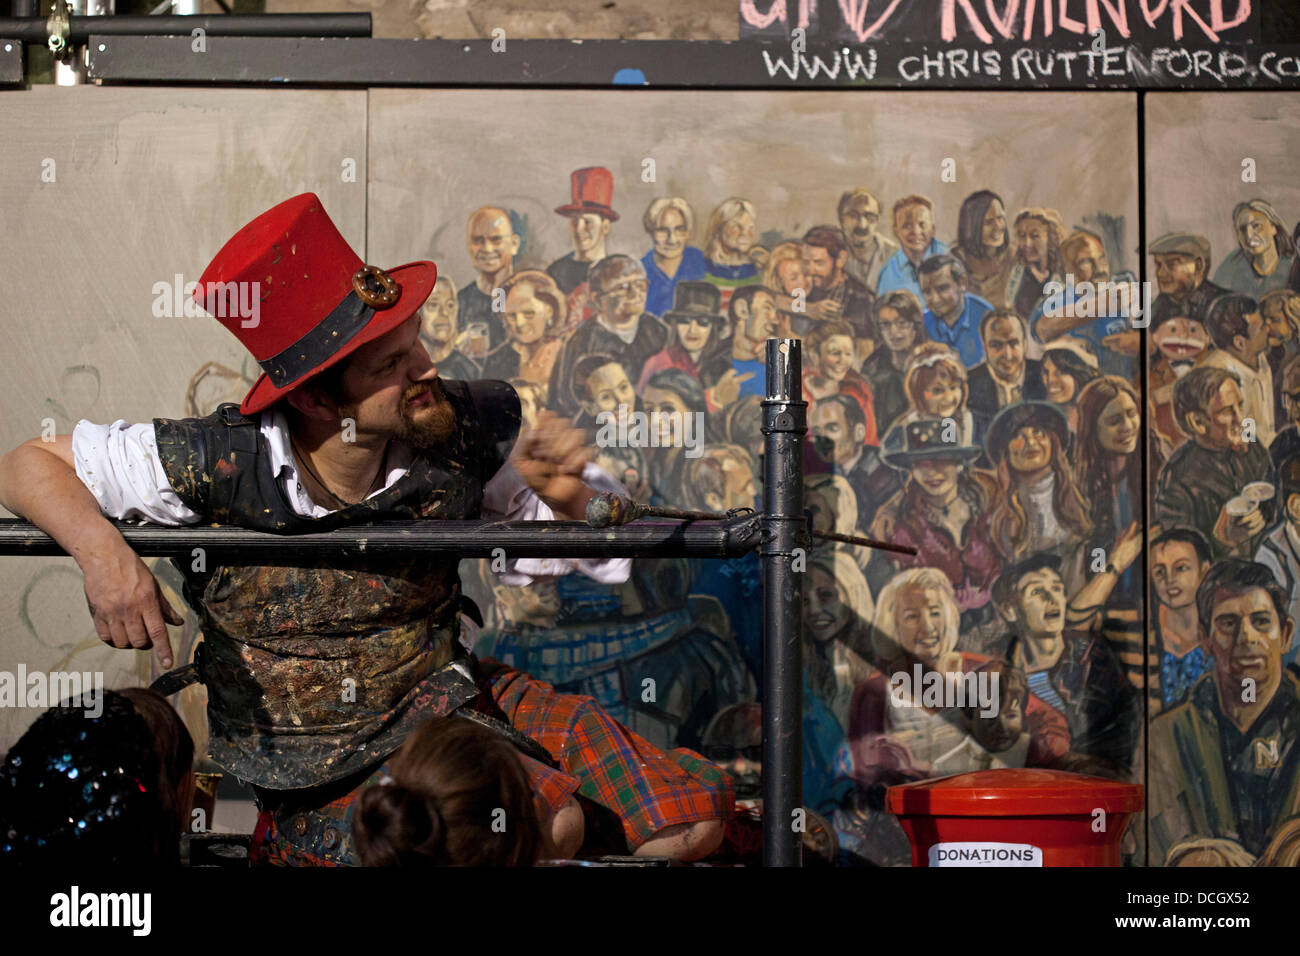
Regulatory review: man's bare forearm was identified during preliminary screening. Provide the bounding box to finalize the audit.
[0,444,127,567]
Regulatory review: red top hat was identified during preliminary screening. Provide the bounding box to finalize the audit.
[554,167,619,222]
[194,193,437,416]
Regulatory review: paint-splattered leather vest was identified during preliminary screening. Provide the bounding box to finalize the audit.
[152,379,521,790]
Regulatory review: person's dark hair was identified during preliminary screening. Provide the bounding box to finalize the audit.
[1206,293,1261,352]
[955,190,1007,260]
[1278,454,1300,518]
[728,284,775,326]
[1040,345,1100,397]
[960,659,1027,721]
[1195,559,1291,637]
[1172,366,1238,437]
[979,308,1027,343]
[917,253,968,283]
[353,716,540,866]
[1151,526,1213,566]
[873,289,925,331]
[817,392,866,434]
[1,689,186,865]
[645,367,706,412]
[572,353,625,407]
[119,687,194,839]
[991,553,1062,612]
[1075,376,1142,531]
[801,225,848,261]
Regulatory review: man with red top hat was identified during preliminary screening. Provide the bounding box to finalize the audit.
[0,193,732,865]
[548,167,620,330]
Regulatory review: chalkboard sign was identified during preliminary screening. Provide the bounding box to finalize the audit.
[740,0,1262,48]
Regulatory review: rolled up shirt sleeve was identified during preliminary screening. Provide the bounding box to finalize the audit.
[72,420,201,526]
[482,461,632,585]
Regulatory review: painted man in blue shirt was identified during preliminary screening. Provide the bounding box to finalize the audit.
[919,253,992,367]
[876,194,949,303]
[1031,228,1139,377]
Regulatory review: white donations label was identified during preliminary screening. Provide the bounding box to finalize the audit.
[928,842,1043,866]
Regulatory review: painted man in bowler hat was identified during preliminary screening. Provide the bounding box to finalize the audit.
[0,193,731,864]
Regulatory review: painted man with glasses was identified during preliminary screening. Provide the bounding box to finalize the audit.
[547,254,667,419]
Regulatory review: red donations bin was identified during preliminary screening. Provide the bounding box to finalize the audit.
[885,769,1143,867]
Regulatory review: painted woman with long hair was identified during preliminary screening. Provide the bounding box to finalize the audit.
[1005,207,1065,321]
[702,197,763,312]
[985,401,1093,593]
[950,189,1014,308]
[1039,337,1100,435]
[1075,376,1143,600]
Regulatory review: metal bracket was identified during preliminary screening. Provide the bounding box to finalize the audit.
[46,0,71,57]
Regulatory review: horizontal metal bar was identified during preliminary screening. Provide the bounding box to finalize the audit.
[80,36,1300,89]
[0,515,762,560]
[0,13,371,42]
[0,37,18,85]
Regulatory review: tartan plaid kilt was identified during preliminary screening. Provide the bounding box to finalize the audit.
[251,658,734,866]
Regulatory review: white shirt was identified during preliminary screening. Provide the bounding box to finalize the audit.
[71,409,630,586]
[990,366,1025,408]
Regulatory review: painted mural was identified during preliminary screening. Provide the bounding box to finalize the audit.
[1144,92,1300,867]
[385,103,1149,863]
[25,88,1300,866]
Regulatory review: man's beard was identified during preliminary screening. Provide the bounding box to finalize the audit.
[395,378,457,448]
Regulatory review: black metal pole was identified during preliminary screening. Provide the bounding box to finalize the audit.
[0,515,761,560]
[0,13,372,42]
[761,337,806,867]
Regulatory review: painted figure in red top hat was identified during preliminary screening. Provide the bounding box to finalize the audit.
[0,192,733,866]
[548,166,620,331]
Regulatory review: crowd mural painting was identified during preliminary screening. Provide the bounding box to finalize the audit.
[1142,94,1300,867]
[391,112,1300,862]
[394,145,1153,864]
[9,87,1295,865]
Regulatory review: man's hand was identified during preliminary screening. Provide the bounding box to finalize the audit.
[1212,500,1265,550]
[705,368,754,409]
[81,541,184,670]
[1101,329,1141,356]
[509,410,597,520]
[806,299,842,322]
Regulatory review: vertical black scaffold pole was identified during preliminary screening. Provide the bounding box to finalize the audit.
[761,337,807,867]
